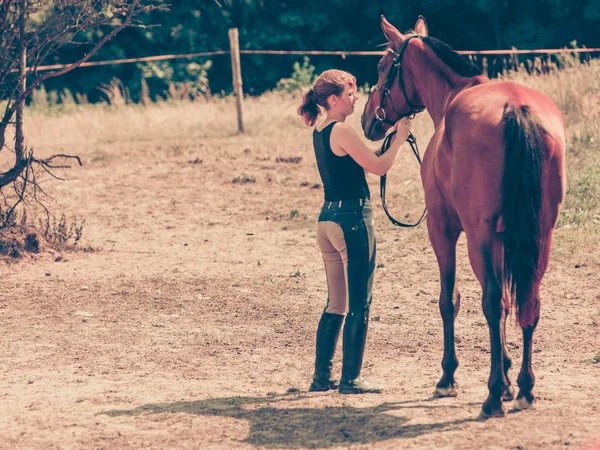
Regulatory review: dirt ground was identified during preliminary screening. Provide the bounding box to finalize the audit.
[1,104,599,449]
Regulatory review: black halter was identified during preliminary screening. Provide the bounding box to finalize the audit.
[372,35,427,228]
[373,35,425,127]
[379,131,427,228]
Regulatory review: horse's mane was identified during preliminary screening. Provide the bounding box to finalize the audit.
[422,36,481,78]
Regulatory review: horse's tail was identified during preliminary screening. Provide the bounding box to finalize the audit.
[501,104,545,328]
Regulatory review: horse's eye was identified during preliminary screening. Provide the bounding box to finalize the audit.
[378,65,384,74]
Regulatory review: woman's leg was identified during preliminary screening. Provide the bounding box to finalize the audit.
[338,205,380,394]
[309,221,347,391]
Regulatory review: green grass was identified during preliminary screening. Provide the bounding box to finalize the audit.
[561,163,600,227]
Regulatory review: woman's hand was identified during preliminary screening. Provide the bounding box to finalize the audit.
[392,117,412,143]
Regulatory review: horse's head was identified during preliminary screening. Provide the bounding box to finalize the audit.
[362,15,428,141]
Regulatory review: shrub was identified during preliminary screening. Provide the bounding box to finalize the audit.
[276,57,316,93]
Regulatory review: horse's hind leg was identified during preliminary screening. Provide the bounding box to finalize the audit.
[514,231,551,410]
[515,317,538,410]
[428,217,461,398]
[467,236,508,418]
[514,281,542,410]
[501,309,515,401]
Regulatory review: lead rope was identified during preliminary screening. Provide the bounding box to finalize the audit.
[379,131,427,228]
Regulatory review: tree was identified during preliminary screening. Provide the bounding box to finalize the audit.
[0,0,164,226]
[16,1,599,100]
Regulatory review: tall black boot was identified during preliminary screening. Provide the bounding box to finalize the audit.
[309,311,344,392]
[338,308,382,394]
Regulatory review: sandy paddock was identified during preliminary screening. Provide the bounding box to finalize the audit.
[1,96,599,449]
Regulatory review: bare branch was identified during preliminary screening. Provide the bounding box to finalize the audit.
[32,154,83,170]
[31,169,55,200]
[1,0,164,229]
[34,162,67,181]
[23,0,142,98]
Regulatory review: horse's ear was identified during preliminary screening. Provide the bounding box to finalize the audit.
[381,15,403,43]
[414,15,428,36]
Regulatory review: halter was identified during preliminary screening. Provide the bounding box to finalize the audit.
[371,35,427,228]
[373,35,425,128]
[378,129,427,228]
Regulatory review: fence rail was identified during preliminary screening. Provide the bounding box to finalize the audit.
[24,29,600,133]
[33,47,600,71]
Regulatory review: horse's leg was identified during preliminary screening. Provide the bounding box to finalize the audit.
[514,317,538,410]
[428,216,461,398]
[467,236,507,418]
[501,306,515,401]
[514,231,551,410]
[514,278,542,410]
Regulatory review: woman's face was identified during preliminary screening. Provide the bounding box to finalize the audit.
[330,82,358,116]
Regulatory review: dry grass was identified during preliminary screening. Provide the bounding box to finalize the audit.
[13,58,600,264]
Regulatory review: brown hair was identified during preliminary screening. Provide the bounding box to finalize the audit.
[297,69,356,126]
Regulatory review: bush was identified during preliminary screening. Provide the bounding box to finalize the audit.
[139,60,212,102]
[275,57,316,93]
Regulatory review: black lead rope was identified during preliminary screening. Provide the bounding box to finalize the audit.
[379,131,427,228]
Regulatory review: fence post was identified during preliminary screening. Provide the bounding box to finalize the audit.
[228,28,244,133]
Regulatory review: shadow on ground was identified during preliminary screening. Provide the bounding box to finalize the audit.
[102,393,477,448]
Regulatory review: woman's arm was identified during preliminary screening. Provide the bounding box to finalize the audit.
[331,118,412,176]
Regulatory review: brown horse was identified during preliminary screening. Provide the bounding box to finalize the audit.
[362,16,566,418]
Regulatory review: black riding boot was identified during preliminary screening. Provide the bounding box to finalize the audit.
[338,308,382,394]
[309,311,344,392]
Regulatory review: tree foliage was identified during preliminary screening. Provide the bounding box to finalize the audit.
[11,0,600,98]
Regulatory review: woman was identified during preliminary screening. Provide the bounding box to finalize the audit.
[298,70,411,394]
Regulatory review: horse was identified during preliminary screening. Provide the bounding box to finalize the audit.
[361,16,566,418]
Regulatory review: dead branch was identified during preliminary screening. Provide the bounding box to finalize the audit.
[0,0,166,228]
[23,1,143,98]
[32,154,83,169]
[30,154,84,181]
[1,1,166,155]
[1,151,83,227]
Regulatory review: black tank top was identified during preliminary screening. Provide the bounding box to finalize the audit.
[313,122,370,201]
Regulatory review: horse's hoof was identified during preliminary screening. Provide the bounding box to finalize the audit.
[513,396,534,411]
[502,385,516,402]
[479,405,506,419]
[433,386,458,398]
[481,396,506,419]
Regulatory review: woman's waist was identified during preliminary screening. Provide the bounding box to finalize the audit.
[323,184,370,201]
[322,198,371,209]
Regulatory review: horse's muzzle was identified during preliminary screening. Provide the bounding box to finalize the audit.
[364,117,387,141]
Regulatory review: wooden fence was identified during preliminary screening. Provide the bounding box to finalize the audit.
[32,28,600,133]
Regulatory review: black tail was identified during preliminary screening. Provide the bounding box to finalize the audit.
[501,105,545,327]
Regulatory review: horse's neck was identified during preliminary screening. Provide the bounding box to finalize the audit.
[406,45,486,126]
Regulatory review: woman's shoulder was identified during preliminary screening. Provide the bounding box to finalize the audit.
[315,120,338,133]
[330,122,359,140]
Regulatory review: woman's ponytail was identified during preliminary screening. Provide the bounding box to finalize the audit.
[297,88,320,127]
